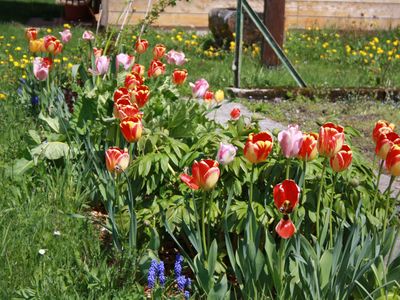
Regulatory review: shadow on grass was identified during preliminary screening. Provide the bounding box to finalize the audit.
[0,1,63,24]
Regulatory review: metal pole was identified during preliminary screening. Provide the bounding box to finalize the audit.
[242,0,306,87]
[233,0,243,88]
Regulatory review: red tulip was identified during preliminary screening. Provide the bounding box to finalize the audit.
[330,144,353,172]
[148,59,166,78]
[105,147,129,173]
[203,90,214,102]
[273,179,300,214]
[114,103,141,120]
[373,120,395,143]
[172,69,188,85]
[230,107,241,120]
[114,87,131,102]
[152,43,166,59]
[317,122,345,158]
[132,85,150,108]
[125,72,144,90]
[135,39,149,54]
[297,132,319,161]
[375,132,400,160]
[386,143,400,176]
[244,132,273,164]
[180,159,220,191]
[132,63,145,76]
[120,116,143,143]
[25,28,38,40]
[275,217,296,239]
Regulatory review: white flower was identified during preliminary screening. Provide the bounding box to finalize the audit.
[38,249,47,255]
[53,230,61,236]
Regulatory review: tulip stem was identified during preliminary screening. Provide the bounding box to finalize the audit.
[286,158,291,179]
[372,160,384,213]
[383,176,395,241]
[316,158,328,240]
[329,173,338,248]
[301,157,307,204]
[249,164,255,208]
[201,192,208,256]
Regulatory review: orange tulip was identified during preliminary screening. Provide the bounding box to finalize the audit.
[132,85,150,108]
[29,39,43,53]
[43,35,63,55]
[317,122,345,158]
[105,147,129,173]
[120,116,143,143]
[275,216,296,239]
[148,59,166,78]
[375,132,400,160]
[152,43,166,59]
[273,179,300,214]
[244,132,274,164]
[297,132,319,161]
[172,69,188,85]
[125,73,144,90]
[25,28,38,41]
[373,120,395,143]
[386,143,400,176]
[330,144,352,172]
[135,39,149,54]
[132,63,145,76]
[180,159,220,191]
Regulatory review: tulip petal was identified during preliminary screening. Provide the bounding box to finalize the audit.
[275,218,296,239]
[180,173,199,190]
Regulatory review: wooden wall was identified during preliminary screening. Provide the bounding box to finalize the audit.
[102,0,400,30]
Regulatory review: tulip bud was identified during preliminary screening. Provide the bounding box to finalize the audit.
[82,30,94,40]
[59,29,72,44]
[135,39,149,54]
[278,124,303,158]
[244,132,274,164]
[105,147,130,173]
[230,107,241,120]
[216,143,237,165]
[203,90,214,102]
[330,144,353,172]
[297,132,319,161]
[317,122,345,157]
[172,69,188,85]
[386,144,400,176]
[120,116,143,143]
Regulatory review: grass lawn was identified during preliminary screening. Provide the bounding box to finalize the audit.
[0,15,400,296]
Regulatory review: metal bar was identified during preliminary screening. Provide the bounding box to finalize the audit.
[242,0,307,87]
[233,0,244,88]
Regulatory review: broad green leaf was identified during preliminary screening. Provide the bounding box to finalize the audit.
[7,158,34,176]
[208,239,218,278]
[320,249,333,289]
[39,112,61,133]
[43,142,69,160]
[28,130,41,145]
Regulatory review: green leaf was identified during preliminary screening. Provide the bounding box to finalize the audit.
[208,275,229,300]
[320,249,333,289]
[7,158,34,177]
[43,142,69,160]
[39,112,61,133]
[28,130,41,145]
[208,239,218,278]
[149,227,160,251]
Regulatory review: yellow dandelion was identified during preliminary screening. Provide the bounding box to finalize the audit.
[322,42,329,48]
[0,93,6,100]
[373,37,379,43]
[13,61,20,67]
[386,40,392,44]
[377,47,384,54]
[0,36,4,40]
[6,43,11,47]
[46,28,52,33]
[332,49,337,53]
[364,59,369,64]
[335,33,340,38]
[369,53,373,58]
[63,23,71,29]
[388,50,393,56]
[23,54,27,58]
[395,54,400,59]
[156,35,161,39]
[54,58,61,63]
[192,34,197,39]
[14,46,22,51]
[11,36,15,40]
[393,40,399,46]
[62,57,68,61]
[20,64,26,68]
[67,63,73,69]
[22,74,27,79]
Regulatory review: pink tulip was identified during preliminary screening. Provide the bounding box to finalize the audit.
[165,50,186,66]
[116,53,134,71]
[216,142,237,165]
[82,30,94,40]
[278,124,304,158]
[59,29,72,44]
[189,78,209,98]
[33,57,50,81]
[89,55,110,75]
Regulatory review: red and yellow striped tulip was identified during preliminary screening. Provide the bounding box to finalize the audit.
[180,159,220,191]
[297,132,319,161]
[135,39,149,54]
[147,59,166,78]
[172,69,188,85]
[244,132,273,164]
[152,43,166,59]
[330,144,353,172]
[120,116,143,143]
[124,72,144,90]
[43,35,63,55]
[373,120,395,144]
[375,131,400,160]
[317,122,345,157]
[133,85,150,108]
[386,143,400,176]
[105,147,129,173]
[25,28,38,40]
